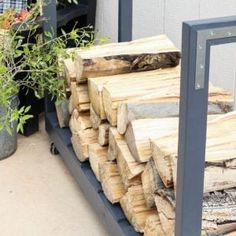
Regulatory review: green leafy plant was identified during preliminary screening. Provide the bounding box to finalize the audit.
[0,3,94,134]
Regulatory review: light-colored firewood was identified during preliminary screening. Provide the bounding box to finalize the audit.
[117,99,228,135]
[116,141,144,190]
[63,58,76,85]
[141,159,165,208]
[71,128,98,162]
[70,82,90,112]
[155,188,236,236]
[100,162,126,203]
[120,185,157,233]
[90,104,102,129]
[89,143,108,181]
[68,96,73,114]
[125,117,179,163]
[69,109,91,134]
[74,35,180,83]
[55,99,70,128]
[152,112,236,192]
[144,214,165,236]
[98,123,110,146]
[102,66,232,126]
[107,127,124,161]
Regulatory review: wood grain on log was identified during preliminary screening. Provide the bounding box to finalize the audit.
[55,99,70,128]
[144,214,165,236]
[98,123,110,146]
[90,104,102,129]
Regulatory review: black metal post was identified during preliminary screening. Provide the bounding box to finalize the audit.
[118,0,132,42]
[176,16,236,236]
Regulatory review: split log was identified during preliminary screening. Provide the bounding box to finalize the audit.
[71,128,98,162]
[55,99,70,128]
[103,66,232,126]
[125,114,224,163]
[125,117,179,163]
[152,112,236,192]
[89,143,108,181]
[70,82,90,112]
[155,188,236,236]
[116,141,144,190]
[100,162,125,203]
[63,58,76,85]
[107,127,124,161]
[98,123,110,146]
[69,109,91,134]
[141,159,165,208]
[90,104,102,129]
[144,214,165,236]
[117,99,228,135]
[120,185,157,233]
[74,35,180,83]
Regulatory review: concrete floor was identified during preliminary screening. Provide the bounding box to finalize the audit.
[0,119,109,236]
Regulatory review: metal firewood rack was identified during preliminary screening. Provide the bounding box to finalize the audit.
[44,1,236,235]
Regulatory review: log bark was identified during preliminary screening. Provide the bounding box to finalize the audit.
[69,109,91,134]
[74,35,180,83]
[120,185,157,233]
[89,143,108,181]
[141,159,165,208]
[107,127,124,161]
[152,112,236,192]
[117,100,228,135]
[98,123,110,146]
[55,99,70,128]
[144,214,165,236]
[155,188,236,236]
[90,104,102,129]
[71,128,98,162]
[100,162,126,203]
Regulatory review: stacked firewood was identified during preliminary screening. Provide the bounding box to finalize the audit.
[57,35,236,235]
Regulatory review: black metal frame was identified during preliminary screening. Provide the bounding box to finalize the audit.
[44,0,236,235]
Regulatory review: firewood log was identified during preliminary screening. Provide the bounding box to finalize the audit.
[90,104,102,129]
[152,112,236,192]
[120,185,157,233]
[107,127,124,161]
[89,143,108,181]
[141,159,165,208]
[55,99,70,128]
[71,128,98,162]
[99,162,125,203]
[144,214,165,236]
[98,123,110,146]
[63,58,76,85]
[155,188,236,236]
[74,35,181,83]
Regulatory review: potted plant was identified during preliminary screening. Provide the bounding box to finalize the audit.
[0,4,93,159]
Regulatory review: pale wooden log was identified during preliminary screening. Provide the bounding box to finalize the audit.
[63,58,76,85]
[90,104,102,129]
[55,99,70,128]
[103,66,232,126]
[152,112,236,192]
[120,185,157,233]
[116,141,144,190]
[144,214,165,236]
[117,99,228,135]
[141,159,165,208]
[100,162,125,203]
[71,129,98,162]
[69,109,91,134]
[70,82,90,112]
[155,188,236,236]
[98,123,110,146]
[74,35,180,83]
[89,144,108,181]
[125,114,222,163]
[125,117,179,163]
[68,96,73,114]
[107,127,124,161]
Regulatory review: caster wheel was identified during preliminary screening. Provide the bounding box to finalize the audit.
[50,143,59,155]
